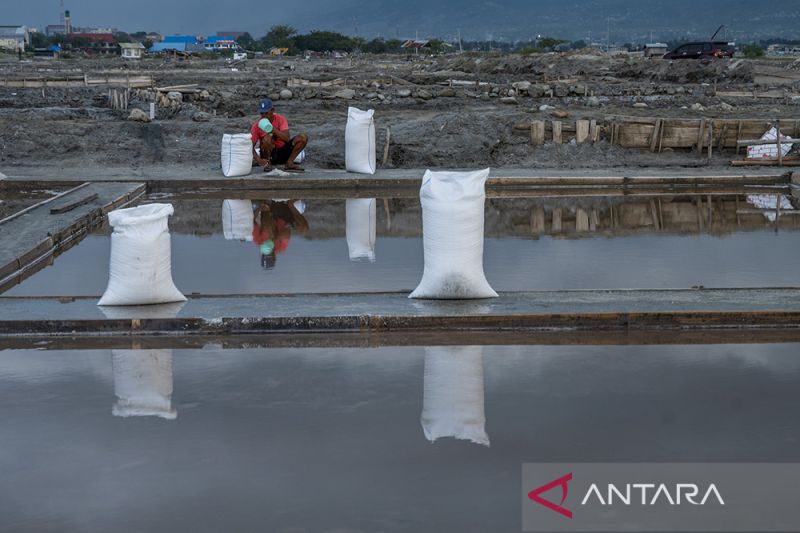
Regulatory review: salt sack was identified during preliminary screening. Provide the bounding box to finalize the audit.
[97,203,186,306]
[346,198,377,261]
[345,107,376,174]
[409,168,497,299]
[222,199,254,241]
[747,127,796,160]
[221,133,253,177]
[421,346,489,446]
[112,349,177,419]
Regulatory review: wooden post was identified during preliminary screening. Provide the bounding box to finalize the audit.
[696,118,706,153]
[589,119,598,143]
[530,120,545,145]
[777,119,783,167]
[576,120,589,143]
[707,120,714,164]
[382,126,391,167]
[552,121,562,144]
[649,119,662,152]
[736,120,743,155]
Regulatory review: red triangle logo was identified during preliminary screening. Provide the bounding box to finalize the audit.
[527,472,573,519]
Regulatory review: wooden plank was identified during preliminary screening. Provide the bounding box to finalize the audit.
[49,193,99,215]
[576,120,590,144]
[552,121,562,144]
[589,120,598,143]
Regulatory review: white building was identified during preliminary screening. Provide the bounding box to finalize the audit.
[0,25,29,52]
[120,41,145,59]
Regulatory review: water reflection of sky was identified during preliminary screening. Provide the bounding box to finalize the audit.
[6,230,800,296]
[0,343,799,532]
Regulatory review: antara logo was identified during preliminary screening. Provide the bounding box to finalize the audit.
[528,473,725,519]
[528,473,574,519]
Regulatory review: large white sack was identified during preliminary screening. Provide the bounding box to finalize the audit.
[409,168,497,299]
[112,349,177,419]
[345,107,376,174]
[346,198,377,261]
[221,133,253,177]
[421,346,489,446]
[222,199,254,241]
[97,203,186,306]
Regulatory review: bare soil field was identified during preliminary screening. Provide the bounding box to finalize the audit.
[1,51,798,176]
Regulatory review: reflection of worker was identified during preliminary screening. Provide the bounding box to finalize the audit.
[252,200,309,269]
[251,98,309,173]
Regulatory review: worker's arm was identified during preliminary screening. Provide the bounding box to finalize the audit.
[252,142,269,167]
[272,127,291,142]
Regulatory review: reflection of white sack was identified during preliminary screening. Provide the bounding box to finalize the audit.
[346,198,377,262]
[99,301,185,320]
[222,199,254,241]
[747,127,796,159]
[421,346,489,446]
[112,349,177,419]
[98,203,186,306]
[221,133,253,177]
[345,107,376,174]
[410,168,497,299]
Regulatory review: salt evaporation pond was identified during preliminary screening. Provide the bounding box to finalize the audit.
[1,342,798,532]
[4,194,800,296]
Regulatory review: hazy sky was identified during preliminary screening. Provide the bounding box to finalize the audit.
[6,0,308,35]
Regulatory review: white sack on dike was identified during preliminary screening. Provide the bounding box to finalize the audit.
[221,133,253,177]
[345,107,376,174]
[98,203,186,306]
[409,168,497,299]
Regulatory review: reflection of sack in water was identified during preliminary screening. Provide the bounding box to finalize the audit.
[410,168,497,299]
[346,198,376,262]
[421,346,489,446]
[112,349,177,419]
[98,203,186,306]
[222,199,254,241]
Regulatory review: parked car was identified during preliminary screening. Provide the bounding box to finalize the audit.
[663,42,735,59]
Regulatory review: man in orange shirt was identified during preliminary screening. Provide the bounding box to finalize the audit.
[251,98,309,172]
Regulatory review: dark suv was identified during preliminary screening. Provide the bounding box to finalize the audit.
[663,42,735,59]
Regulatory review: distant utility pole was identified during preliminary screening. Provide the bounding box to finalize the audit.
[457,28,463,53]
[606,18,611,52]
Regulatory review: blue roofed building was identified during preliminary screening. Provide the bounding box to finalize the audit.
[162,35,198,44]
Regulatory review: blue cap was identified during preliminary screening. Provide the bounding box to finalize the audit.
[258,98,273,113]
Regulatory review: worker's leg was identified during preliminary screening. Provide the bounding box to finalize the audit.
[284,133,309,169]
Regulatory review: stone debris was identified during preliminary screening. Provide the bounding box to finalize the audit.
[127,108,151,123]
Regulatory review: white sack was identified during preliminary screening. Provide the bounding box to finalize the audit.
[222,199,254,241]
[421,346,489,446]
[747,127,796,159]
[98,203,186,306]
[346,198,377,261]
[345,107,376,174]
[112,349,177,419]
[221,133,253,177]
[409,168,497,299]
